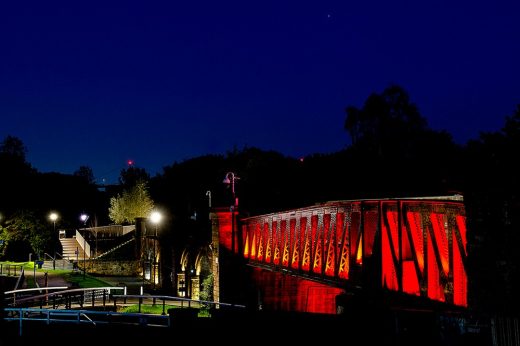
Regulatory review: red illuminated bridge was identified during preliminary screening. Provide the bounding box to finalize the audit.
[214,195,468,314]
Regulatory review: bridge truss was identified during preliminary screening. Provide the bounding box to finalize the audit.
[238,196,467,307]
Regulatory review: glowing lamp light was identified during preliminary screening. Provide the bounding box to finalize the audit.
[49,212,58,222]
[150,211,162,224]
[80,213,89,224]
[49,212,59,233]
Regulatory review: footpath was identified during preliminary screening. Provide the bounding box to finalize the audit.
[24,268,147,294]
[29,269,69,288]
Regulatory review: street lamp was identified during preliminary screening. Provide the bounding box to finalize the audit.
[150,211,162,289]
[80,213,89,225]
[49,212,58,230]
[223,172,239,208]
[206,190,212,208]
[49,212,59,269]
[80,213,89,279]
[223,172,239,253]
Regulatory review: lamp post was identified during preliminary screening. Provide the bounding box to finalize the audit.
[80,213,89,279]
[49,212,59,269]
[49,212,58,230]
[206,190,212,208]
[223,172,239,253]
[150,211,162,289]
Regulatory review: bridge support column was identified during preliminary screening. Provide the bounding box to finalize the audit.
[210,211,220,305]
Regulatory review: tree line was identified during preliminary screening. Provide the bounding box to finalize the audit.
[0,84,518,314]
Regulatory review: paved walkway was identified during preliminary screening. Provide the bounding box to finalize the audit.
[25,269,148,294]
[92,275,151,294]
[23,269,69,289]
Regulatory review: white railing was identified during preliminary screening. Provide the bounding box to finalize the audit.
[75,230,90,257]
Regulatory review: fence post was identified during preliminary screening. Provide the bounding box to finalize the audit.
[18,309,23,336]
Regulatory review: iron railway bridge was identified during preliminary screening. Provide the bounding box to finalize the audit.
[214,195,467,313]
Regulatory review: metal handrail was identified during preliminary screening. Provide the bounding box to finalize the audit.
[4,307,169,336]
[5,287,69,295]
[6,286,125,307]
[111,293,246,315]
[13,267,25,291]
[113,294,246,309]
[4,286,68,307]
[5,286,244,316]
[94,237,135,259]
[0,263,23,276]
[80,312,96,326]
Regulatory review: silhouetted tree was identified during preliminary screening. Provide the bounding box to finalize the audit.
[462,104,520,314]
[343,85,461,197]
[344,85,427,156]
[0,135,28,160]
[74,165,95,184]
[119,166,150,188]
[0,136,36,212]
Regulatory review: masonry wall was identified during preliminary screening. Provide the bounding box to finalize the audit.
[88,260,140,276]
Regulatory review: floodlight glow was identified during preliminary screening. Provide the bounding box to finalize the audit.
[150,211,162,224]
[49,212,58,222]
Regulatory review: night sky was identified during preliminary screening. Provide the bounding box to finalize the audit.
[1,0,519,184]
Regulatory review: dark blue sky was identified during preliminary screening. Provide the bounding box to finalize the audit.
[1,0,519,184]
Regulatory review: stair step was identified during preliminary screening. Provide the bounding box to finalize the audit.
[59,237,90,259]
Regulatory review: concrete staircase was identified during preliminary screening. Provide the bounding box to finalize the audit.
[60,237,89,262]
